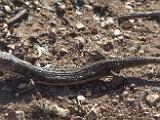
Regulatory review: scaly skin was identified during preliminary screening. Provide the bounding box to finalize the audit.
[0,50,160,86]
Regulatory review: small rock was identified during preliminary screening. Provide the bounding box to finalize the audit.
[100,106,107,113]
[86,107,98,120]
[92,14,100,22]
[100,21,107,28]
[129,19,135,23]
[34,44,50,57]
[4,5,11,13]
[8,110,25,120]
[84,50,105,62]
[105,17,114,25]
[156,102,160,108]
[84,5,93,10]
[51,104,70,117]
[7,44,15,50]
[122,91,129,96]
[74,36,86,50]
[76,22,85,30]
[59,48,68,56]
[146,93,160,105]
[77,95,86,102]
[127,43,141,53]
[121,20,133,29]
[55,2,66,17]
[49,28,57,40]
[153,113,160,120]
[77,36,86,43]
[100,17,114,27]
[117,114,125,120]
[125,2,134,10]
[58,4,66,10]
[118,35,124,40]
[114,29,121,36]
[139,103,149,111]
[126,98,136,107]
[76,11,83,15]
[112,99,118,106]
[99,41,114,52]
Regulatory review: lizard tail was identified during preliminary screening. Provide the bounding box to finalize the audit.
[113,56,160,69]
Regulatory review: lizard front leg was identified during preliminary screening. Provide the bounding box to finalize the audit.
[110,71,129,88]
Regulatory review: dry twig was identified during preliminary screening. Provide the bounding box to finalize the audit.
[8,9,28,26]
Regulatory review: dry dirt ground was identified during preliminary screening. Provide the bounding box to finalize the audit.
[0,0,160,120]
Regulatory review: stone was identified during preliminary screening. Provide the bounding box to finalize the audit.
[125,2,134,10]
[121,20,133,29]
[146,93,160,105]
[114,29,121,36]
[76,22,85,30]
[122,91,129,96]
[99,41,114,52]
[51,104,70,117]
[127,43,141,53]
[153,113,160,120]
[86,108,98,120]
[59,48,68,56]
[8,110,25,120]
[126,98,136,107]
[4,5,11,13]
[84,5,93,10]
[112,99,118,106]
[105,17,114,25]
[77,95,86,102]
[100,17,114,27]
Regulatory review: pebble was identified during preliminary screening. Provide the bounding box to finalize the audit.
[98,41,114,52]
[146,93,160,105]
[74,36,86,50]
[4,5,11,13]
[84,5,93,10]
[92,14,100,22]
[127,43,141,53]
[49,28,57,40]
[51,104,70,117]
[77,95,86,102]
[153,113,160,120]
[86,107,98,120]
[105,17,114,25]
[125,2,134,10]
[112,99,118,106]
[59,48,68,56]
[118,35,124,40]
[8,110,25,120]
[101,17,114,28]
[114,29,121,36]
[122,91,129,96]
[121,20,133,29]
[126,98,136,107]
[76,22,85,30]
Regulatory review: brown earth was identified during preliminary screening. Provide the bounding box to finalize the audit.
[0,0,160,119]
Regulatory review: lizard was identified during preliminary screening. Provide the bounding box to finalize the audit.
[0,50,160,86]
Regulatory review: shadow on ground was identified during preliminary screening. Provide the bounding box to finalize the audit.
[0,75,160,105]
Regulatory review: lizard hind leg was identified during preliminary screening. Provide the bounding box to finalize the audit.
[110,71,129,89]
